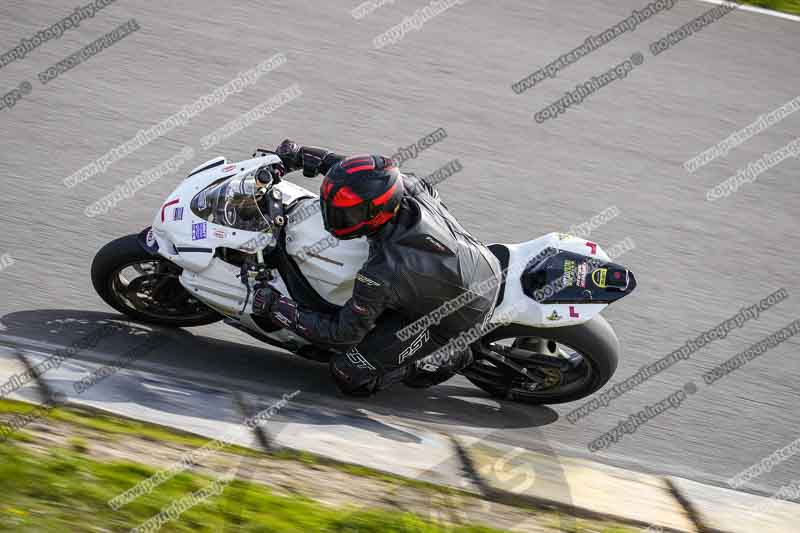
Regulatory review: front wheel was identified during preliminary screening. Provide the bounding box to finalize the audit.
[462,315,619,405]
[91,234,222,327]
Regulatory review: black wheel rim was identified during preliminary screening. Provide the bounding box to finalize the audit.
[109,259,213,322]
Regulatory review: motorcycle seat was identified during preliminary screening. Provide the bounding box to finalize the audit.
[487,244,509,306]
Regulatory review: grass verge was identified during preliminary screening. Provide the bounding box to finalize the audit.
[0,440,508,532]
[0,398,455,494]
[739,0,800,15]
[0,398,641,532]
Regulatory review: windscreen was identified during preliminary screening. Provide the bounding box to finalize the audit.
[189,174,272,232]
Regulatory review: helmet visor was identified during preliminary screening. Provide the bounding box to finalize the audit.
[324,201,374,236]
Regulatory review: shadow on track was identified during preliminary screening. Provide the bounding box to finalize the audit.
[0,309,559,441]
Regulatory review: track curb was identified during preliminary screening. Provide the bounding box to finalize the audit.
[3,343,798,532]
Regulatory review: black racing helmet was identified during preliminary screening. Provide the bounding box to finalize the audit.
[320,154,404,239]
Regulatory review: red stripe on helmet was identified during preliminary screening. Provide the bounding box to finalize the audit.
[333,222,365,236]
[371,182,398,206]
[333,210,395,236]
[345,163,375,174]
[367,210,395,227]
[332,186,363,207]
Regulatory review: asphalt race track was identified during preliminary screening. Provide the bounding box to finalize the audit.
[1,0,799,498]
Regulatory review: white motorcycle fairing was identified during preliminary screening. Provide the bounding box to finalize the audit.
[144,153,620,349]
[489,233,612,328]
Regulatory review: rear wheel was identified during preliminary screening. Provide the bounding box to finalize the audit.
[91,234,222,327]
[462,316,618,405]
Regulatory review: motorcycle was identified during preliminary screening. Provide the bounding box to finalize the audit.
[91,149,637,404]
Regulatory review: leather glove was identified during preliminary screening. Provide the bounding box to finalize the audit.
[275,139,302,172]
[253,284,280,315]
[253,284,299,329]
[298,146,332,177]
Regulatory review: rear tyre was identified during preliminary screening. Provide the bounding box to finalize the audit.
[91,234,222,327]
[462,315,619,405]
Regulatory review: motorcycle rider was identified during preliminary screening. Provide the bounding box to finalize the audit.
[253,139,502,396]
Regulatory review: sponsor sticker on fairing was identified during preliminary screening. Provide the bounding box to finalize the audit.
[577,262,589,288]
[592,268,608,288]
[547,310,562,321]
[191,222,207,241]
[563,259,576,287]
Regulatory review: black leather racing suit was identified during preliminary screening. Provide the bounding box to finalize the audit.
[273,147,503,393]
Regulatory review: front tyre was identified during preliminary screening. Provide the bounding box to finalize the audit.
[91,234,222,327]
[462,315,619,405]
